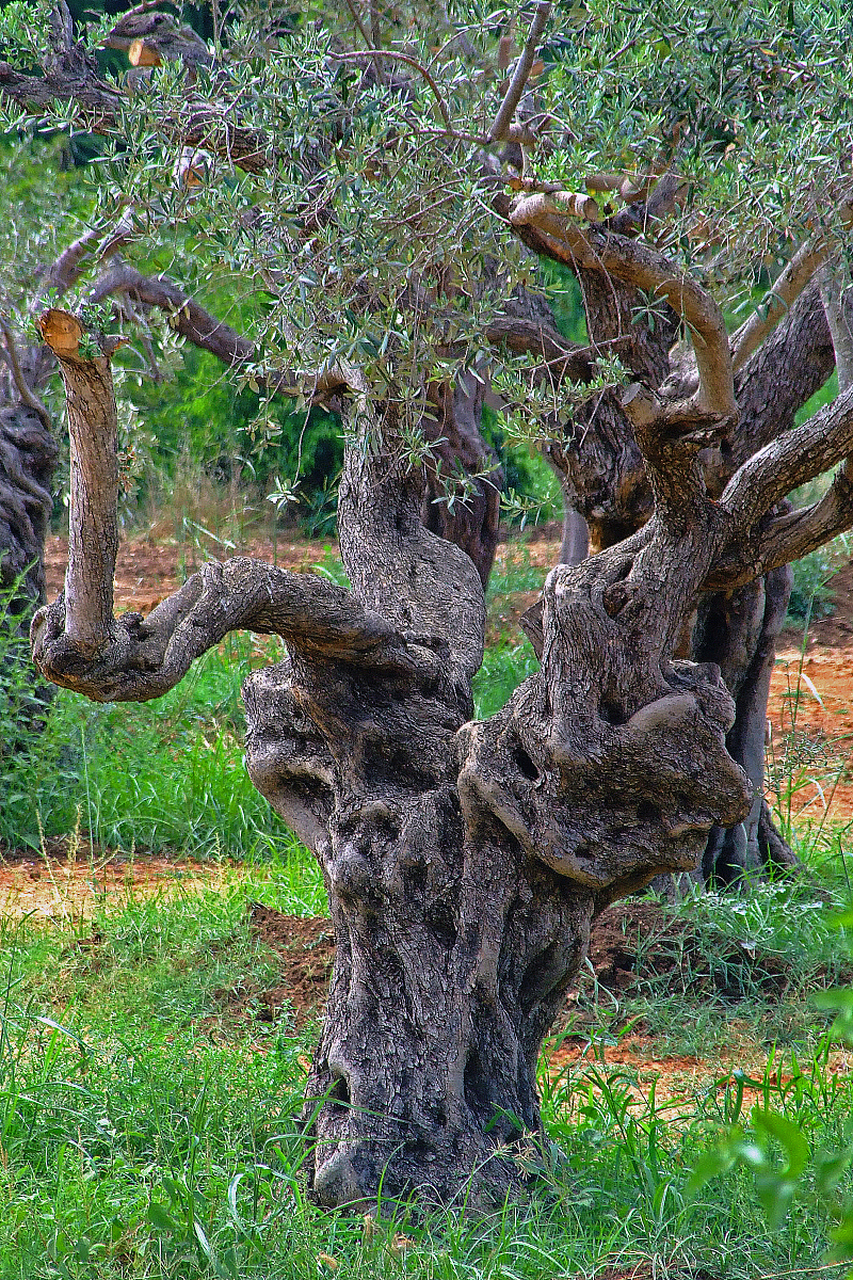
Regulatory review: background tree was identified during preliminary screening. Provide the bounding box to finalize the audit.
[2,0,853,1207]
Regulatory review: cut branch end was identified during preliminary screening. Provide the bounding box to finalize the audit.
[37,309,84,358]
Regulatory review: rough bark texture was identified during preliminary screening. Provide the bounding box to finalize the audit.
[505,216,839,884]
[0,405,56,610]
[15,4,853,1213]
[0,400,58,748]
[34,305,853,1206]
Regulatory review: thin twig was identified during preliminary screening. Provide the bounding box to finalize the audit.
[0,318,52,429]
[104,0,179,23]
[488,1,551,143]
[342,0,374,56]
[327,49,453,131]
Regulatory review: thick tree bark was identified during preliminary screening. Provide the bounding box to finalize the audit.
[0,406,56,608]
[33,308,853,1206]
[504,202,839,884]
[0,402,58,747]
[420,371,502,588]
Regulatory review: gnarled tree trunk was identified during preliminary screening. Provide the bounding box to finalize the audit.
[0,405,56,609]
[0,401,58,750]
[32,300,853,1205]
[518,250,837,884]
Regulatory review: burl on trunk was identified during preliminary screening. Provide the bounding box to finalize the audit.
[32,306,853,1207]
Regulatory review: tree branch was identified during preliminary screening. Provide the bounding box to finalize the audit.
[729,239,831,374]
[820,260,853,393]
[488,2,551,143]
[508,196,736,424]
[606,172,689,237]
[326,49,452,131]
[0,319,52,429]
[89,265,253,366]
[713,471,853,590]
[483,315,603,382]
[0,62,271,174]
[729,197,853,374]
[36,309,119,653]
[31,309,419,702]
[732,278,835,465]
[88,265,350,399]
[38,227,103,300]
[720,383,853,530]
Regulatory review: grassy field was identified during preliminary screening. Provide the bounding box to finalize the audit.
[2,550,853,1279]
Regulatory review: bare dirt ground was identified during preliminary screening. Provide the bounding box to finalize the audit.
[9,529,851,1097]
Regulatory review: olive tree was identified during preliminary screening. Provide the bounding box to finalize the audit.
[3,0,853,1206]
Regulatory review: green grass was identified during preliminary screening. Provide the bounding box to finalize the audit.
[786,533,851,626]
[1,553,549,855]
[0,632,304,859]
[593,877,853,1057]
[1,865,853,1279]
[3,555,853,1276]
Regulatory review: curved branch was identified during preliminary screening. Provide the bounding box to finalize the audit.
[733,278,835,464]
[508,198,736,422]
[483,316,601,382]
[39,227,103,299]
[0,319,51,429]
[730,239,831,374]
[820,260,853,393]
[606,172,689,237]
[30,308,421,703]
[89,265,349,399]
[730,197,853,375]
[707,470,853,592]
[89,265,253,366]
[721,383,853,529]
[326,49,452,131]
[706,264,853,588]
[32,556,420,702]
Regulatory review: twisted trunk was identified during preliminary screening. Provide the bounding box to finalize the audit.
[245,425,749,1206]
[0,402,57,749]
[0,405,56,606]
[32,301,853,1206]
[532,265,837,883]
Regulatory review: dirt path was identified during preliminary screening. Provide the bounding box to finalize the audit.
[43,532,332,617]
[0,839,231,923]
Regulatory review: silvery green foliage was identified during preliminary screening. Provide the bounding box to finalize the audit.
[2,0,852,460]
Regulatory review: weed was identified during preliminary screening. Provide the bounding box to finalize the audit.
[473,640,540,719]
[785,531,849,626]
